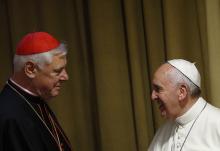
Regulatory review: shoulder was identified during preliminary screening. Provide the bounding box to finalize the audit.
[204,102,220,119]
[198,98,220,121]
[198,102,220,132]
[0,85,28,117]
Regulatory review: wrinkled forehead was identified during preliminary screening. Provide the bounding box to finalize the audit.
[50,54,67,66]
[154,63,172,77]
[152,64,178,90]
[152,64,173,82]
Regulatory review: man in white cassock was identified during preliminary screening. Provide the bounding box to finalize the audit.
[148,59,220,151]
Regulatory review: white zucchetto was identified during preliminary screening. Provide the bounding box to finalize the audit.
[167,59,201,88]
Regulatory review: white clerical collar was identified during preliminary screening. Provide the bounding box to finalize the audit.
[175,97,206,125]
[9,78,38,96]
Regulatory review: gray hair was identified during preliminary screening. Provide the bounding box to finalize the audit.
[166,67,201,97]
[13,43,67,72]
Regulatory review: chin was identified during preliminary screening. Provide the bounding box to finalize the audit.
[160,110,168,118]
[51,91,60,97]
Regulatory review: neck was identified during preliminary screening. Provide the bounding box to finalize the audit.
[175,96,199,119]
[11,74,38,96]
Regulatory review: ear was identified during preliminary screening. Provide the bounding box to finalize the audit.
[24,61,38,78]
[178,84,188,101]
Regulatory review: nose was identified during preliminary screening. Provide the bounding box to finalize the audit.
[60,69,69,81]
[151,90,158,101]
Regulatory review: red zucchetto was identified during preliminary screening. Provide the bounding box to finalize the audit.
[16,32,60,55]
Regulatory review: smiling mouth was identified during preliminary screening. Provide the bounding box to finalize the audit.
[157,100,166,112]
[54,85,61,90]
[55,83,61,87]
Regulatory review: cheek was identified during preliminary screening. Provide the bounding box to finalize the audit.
[160,93,176,109]
[48,79,59,87]
[166,96,179,112]
[39,77,57,89]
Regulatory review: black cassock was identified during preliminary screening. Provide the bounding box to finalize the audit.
[0,80,72,151]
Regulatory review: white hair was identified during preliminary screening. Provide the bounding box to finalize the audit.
[13,43,67,72]
[166,67,201,97]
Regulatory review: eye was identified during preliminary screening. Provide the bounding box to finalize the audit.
[152,84,162,93]
[53,68,63,75]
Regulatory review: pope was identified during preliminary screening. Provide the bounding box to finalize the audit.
[148,59,220,151]
[0,32,72,151]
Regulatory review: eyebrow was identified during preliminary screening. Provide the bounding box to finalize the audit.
[152,84,163,91]
[54,66,65,71]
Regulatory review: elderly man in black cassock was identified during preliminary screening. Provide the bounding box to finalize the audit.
[0,32,72,151]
